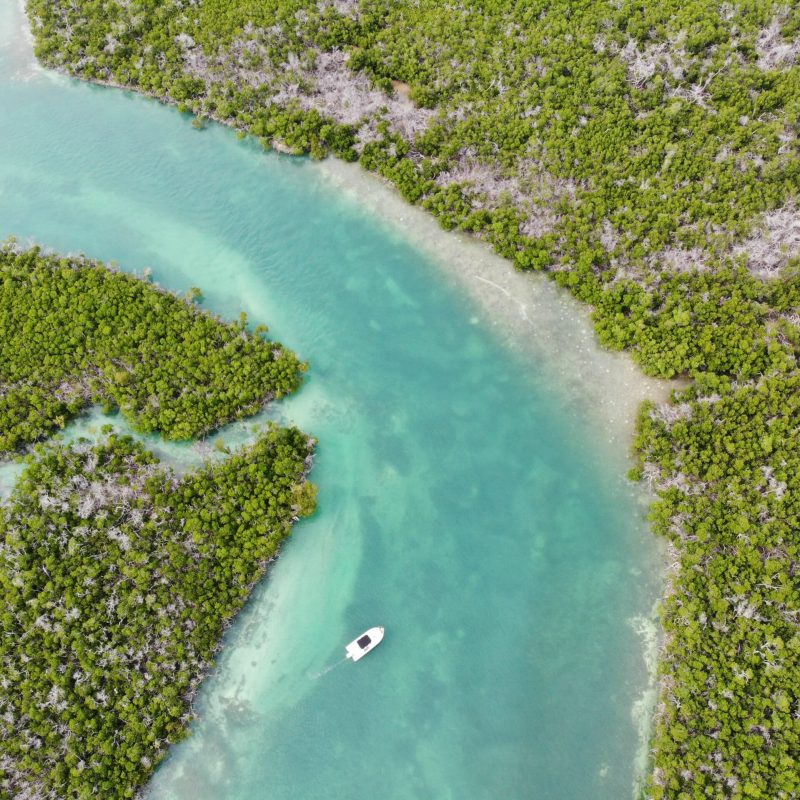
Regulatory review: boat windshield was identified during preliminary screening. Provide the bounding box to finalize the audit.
[357,634,371,649]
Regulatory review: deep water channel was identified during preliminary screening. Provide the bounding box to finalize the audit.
[1,4,664,798]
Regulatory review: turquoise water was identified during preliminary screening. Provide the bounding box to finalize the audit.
[0,4,661,798]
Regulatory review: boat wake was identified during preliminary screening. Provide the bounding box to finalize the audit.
[308,657,347,680]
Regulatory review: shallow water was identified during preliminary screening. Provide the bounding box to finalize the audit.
[1,3,663,798]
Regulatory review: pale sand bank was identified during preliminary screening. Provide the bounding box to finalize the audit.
[317,158,675,455]
[3,0,45,82]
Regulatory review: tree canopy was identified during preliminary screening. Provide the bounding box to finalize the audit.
[1,428,316,798]
[0,245,316,798]
[0,243,304,455]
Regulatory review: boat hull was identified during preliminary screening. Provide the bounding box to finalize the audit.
[345,626,385,662]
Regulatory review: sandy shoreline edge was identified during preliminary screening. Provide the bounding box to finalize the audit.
[316,157,674,449]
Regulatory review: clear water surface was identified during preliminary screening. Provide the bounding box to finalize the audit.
[0,5,661,798]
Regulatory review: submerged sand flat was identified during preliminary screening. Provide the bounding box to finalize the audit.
[318,158,673,451]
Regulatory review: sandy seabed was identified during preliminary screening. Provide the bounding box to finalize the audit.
[317,159,674,451]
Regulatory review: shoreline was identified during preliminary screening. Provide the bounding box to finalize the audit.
[315,157,675,452]
[8,2,671,795]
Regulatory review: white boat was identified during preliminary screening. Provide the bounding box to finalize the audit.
[345,626,385,662]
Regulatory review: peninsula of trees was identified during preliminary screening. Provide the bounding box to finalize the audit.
[0,243,304,455]
[0,246,316,798]
[18,0,800,797]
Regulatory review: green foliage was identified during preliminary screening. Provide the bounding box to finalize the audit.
[592,268,772,379]
[0,429,316,798]
[634,366,800,799]
[0,244,304,454]
[24,0,800,378]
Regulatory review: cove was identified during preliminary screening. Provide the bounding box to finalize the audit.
[1,4,663,798]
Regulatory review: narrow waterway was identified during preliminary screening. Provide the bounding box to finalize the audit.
[1,4,665,797]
